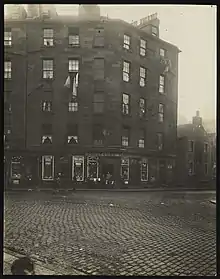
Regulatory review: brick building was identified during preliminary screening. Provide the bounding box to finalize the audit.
[176,111,214,188]
[4,4,180,188]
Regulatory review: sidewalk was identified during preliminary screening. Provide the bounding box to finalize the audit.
[3,248,85,275]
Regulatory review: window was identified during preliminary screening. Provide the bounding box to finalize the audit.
[87,156,99,179]
[158,103,164,123]
[4,61,12,79]
[159,75,165,94]
[4,29,12,46]
[204,163,208,175]
[140,39,146,56]
[152,26,158,36]
[43,59,53,79]
[138,129,145,148]
[72,156,84,181]
[188,161,194,175]
[42,135,52,144]
[42,155,54,180]
[94,28,104,47]
[67,124,78,144]
[123,34,130,50]
[69,59,79,72]
[141,158,148,181]
[204,143,208,153]
[122,93,130,115]
[43,29,54,46]
[42,101,52,112]
[123,61,130,82]
[121,157,129,180]
[157,133,163,150]
[11,157,21,180]
[93,93,104,113]
[140,67,147,87]
[68,102,78,112]
[139,98,146,118]
[122,127,129,147]
[94,58,104,80]
[68,27,79,47]
[188,140,194,152]
[93,124,104,145]
[160,48,166,57]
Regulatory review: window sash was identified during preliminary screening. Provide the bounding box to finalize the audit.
[152,26,158,35]
[123,61,130,73]
[123,94,129,104]
[43,29,54,46]
[68,135,78,144]
[43,60,53,70]
[140,39,146,49]
[42,101,52,111]
[42,135,52,144]
[44,29,54,38]
[122,136,129,146]
[158,134,163,150]
[68,102,78,112]
[160,75,165,85]
[69,60,79,72]
[159,104,164,113]
[4,31,12,45]
[69,35,79,45]
[138,139,145,148]
[160,48,165,57]
[159,85,164,93]
[158,112,164,122]
[4,61,12,79]
[140,67,146,78]
[123,35,130,48]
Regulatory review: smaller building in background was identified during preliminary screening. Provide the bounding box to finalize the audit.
[176,111,215,188]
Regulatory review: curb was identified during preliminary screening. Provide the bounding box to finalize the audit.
[3,248,85,275]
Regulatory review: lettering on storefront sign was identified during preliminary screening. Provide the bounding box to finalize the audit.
[87,153,122,157]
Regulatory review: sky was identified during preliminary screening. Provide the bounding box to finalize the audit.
[55,4,216,125]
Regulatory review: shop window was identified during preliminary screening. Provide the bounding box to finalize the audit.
[141,158,148,181]
[121,157,129,180]
[42,155,54,180]
[87,156,99,179]
[72,156,84,181]
[11,157,21,180]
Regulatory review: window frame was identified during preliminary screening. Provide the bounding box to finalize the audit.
[123,60,130,82]
[140,39,146,56]
[4,60,12,79]
[159,75,165,94]
[122,93,130,115]
[42,59,54,79]
[68,101,78,112]
[4,30,12,46]
[123,34,131,50]
[43,28,54,47]
[158,103,164,123]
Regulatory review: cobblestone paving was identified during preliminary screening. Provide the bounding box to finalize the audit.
[4,191,216,276]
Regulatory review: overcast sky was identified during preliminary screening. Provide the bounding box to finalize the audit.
[55,4,216,124]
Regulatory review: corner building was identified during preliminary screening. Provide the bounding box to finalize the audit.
[4,4,180,188]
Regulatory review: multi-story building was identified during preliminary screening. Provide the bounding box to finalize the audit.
[4,4,180,188]
[176,111,214,188]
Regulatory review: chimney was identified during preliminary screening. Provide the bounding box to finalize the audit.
[138,13,160,37]
[78,4,100,20]
[192,110,203,126]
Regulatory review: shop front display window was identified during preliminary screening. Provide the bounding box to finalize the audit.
[141,158,148,181]
[87,156,99,179]
[42,155,54,180]
[121,157,129,180]
[11,157,22,181]
[72,156,84,181]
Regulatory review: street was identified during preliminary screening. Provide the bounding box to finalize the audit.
[4,190,216,276]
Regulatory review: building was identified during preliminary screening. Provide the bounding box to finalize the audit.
[4,4,180,188]
[176,111,214,187]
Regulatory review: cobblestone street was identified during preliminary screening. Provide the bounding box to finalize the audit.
[4,190,216,276]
